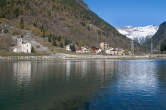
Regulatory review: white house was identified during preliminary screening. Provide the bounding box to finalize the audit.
[105,48,125,56]
[96,49,102,54]
[13,38,32,53]
[81,47,90,53]
[76,46,90,54]
[66,44,71,51]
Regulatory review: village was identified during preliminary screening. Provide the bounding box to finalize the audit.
[0,21,131,56]
[12,37,131,56]
[66,42,132,56]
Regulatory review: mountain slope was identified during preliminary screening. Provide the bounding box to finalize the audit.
[0,0,143,52]
[117,25,158,44]
[145,22,166,51]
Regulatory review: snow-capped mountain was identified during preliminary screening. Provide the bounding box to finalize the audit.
[117,25,159,44]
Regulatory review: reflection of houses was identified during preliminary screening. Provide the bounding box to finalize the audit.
[13,61,32,83]
[75,60,88,78]
[12,37,32,53]
[66,60,71,80]
[100,42,109,50]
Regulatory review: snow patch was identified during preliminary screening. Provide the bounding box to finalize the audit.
[116,25,159,44]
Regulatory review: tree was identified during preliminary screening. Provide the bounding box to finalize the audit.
[70,44,76,52]
[65,39,71,46]
[160,43,166,53]
[60,42,64,48]
[48,36,52,42]
[52,41,57,46]
[48,34,52,42]
[15,8,20,17]
[57,35,61,41]
[42,29,46,38]
[20,18,24,29]
[31,47,35,53]
[81,41,87,46]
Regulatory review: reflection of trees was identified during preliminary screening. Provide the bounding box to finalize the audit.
[95,60,115,88]
[154,61,166,88]
[0,60,119,110]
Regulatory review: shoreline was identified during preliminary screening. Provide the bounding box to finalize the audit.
[1,53,166,61]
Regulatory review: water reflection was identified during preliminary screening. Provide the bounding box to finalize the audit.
[0,60,166,110]
[115,61,158,93]
[13,61,32,84]
[88,60,164,110]
[66,60,71,80]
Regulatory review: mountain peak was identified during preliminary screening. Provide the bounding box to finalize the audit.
[117,25,159,44]
[76,0,89,9]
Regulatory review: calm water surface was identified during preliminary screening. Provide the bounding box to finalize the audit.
[0,60,166,110]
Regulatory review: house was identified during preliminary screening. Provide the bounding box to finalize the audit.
[100,42,109,50]
[105,48,125,56]
[76,46,90,53]
[0,22,9,33]
[66,44,71,51]
[96,49,102,54]
[117,48,125,56]
[91,47,102,54]
[12,37,32,53]
[76,48,82,53]
[81,46,90,53]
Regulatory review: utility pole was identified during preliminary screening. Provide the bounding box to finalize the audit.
[151,39,153,54]
[97,30,99,44]
[131,40,134,55]
[159,41,161,54]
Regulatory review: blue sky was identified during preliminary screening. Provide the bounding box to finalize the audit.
[84,0,166,27]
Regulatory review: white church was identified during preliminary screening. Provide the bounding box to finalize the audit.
[13,37,32,53]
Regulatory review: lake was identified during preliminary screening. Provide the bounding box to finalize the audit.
[0,60,166,110]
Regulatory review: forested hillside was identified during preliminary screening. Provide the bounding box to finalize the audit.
[0,0,143,52]
[144,22,166,53]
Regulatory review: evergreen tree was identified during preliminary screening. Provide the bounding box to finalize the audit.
[60,42,64,48]
[31,47,35,53]
[161,43,166,52]
[20,18,24,29]
[52,41,57,46]
[48,36,52,42]
[15,8,20,17]
[42,29,46,38]
[70,44,76,52]
[48,34,52,42]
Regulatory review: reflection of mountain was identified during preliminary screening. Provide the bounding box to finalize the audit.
[88,60,161,110]
[13,61,32,84]
[116,61,158,92]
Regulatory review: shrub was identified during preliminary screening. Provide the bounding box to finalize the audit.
[70,44,75,52]
[12,29,22,35]
[15,8,20,17]
[20,18,24,29]
[52,41,57,46]
[31,47,35,53]
[60,42,64,48]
